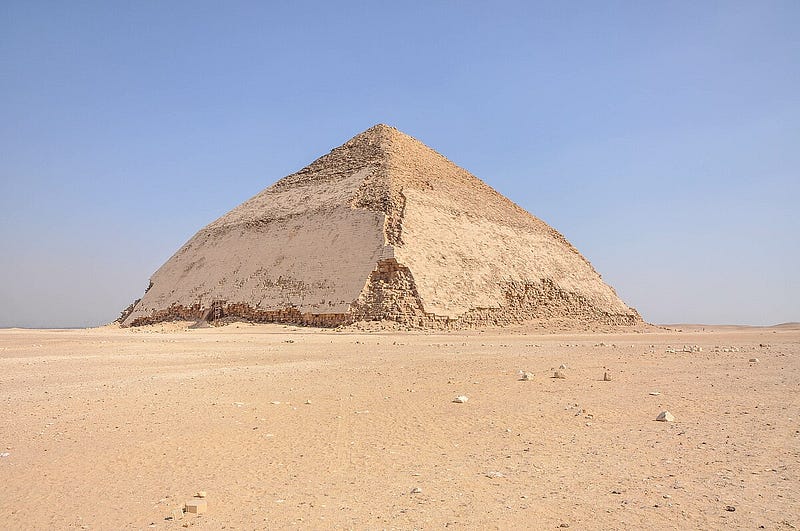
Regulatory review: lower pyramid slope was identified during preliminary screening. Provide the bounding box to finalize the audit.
[120,124,640,328]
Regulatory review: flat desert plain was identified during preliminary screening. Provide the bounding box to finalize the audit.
[1,323,798,530]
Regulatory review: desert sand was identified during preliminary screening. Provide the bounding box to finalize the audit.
[1,323,797,529]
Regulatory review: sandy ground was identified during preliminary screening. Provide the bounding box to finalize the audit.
[0,323,797,530]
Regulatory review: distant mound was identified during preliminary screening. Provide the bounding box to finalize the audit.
[120,125,640,329]
[771,322,800,329]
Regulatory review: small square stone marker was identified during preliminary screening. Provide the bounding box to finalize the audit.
[185,499,207,514]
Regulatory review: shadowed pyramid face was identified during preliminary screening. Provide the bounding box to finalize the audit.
[120,124,640,328]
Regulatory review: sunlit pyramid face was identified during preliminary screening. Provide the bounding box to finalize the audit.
[121,125,639,329]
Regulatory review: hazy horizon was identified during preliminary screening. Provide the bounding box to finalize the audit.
[2,2,798,328]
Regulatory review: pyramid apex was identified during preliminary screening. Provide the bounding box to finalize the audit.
[366,123,397,132]
[348,123,409,142]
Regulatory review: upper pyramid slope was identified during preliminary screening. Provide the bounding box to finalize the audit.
[120,124,640,328]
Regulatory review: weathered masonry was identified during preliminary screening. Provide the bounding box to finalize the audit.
[120,125,640,329]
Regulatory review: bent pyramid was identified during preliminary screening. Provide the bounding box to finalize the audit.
[120,124,640,328]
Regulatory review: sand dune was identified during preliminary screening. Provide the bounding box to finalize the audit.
[771,322,800,330]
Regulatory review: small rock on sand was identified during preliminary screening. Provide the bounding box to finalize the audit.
[656,411,675,422]
[749,358,759,363]
[410,487,422,494]
[553,371,566,379]
[519,371,534,381]
[558,364,568,369]
[603,372,612,381]
[453,395,469,403]
[185,499,207,514]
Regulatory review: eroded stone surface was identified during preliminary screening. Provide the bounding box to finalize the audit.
[120,125,641,328]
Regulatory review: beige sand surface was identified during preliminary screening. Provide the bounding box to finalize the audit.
[1,324,797,529]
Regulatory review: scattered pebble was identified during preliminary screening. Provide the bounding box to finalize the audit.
[485,471,506,478]
[558,364,568,369]
[603,372,612,381]
[518,371,534,381]
[715,346,740,353]
[553,371,566,379]
[656,411,675,422]
[410,487,422,494]
[725,505,736,512]
[749,358,759,363]
[453,395,469,403]
[194,491,206,498]
[0,452,9,458]
[649,392,661,396]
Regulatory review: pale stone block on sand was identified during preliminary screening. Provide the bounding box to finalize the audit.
[185,499,207,514]
[656,411,675,422]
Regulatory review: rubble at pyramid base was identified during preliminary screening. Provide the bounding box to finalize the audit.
[123,265,639,330]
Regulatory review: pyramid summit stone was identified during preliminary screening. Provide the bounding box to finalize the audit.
[120,124,641,328]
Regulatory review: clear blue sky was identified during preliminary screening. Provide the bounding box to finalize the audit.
[1,1,798,327]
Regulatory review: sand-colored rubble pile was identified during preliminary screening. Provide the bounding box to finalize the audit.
[120,124,640,328]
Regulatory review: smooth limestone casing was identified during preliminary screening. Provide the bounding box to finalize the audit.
[121,125,640,328]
